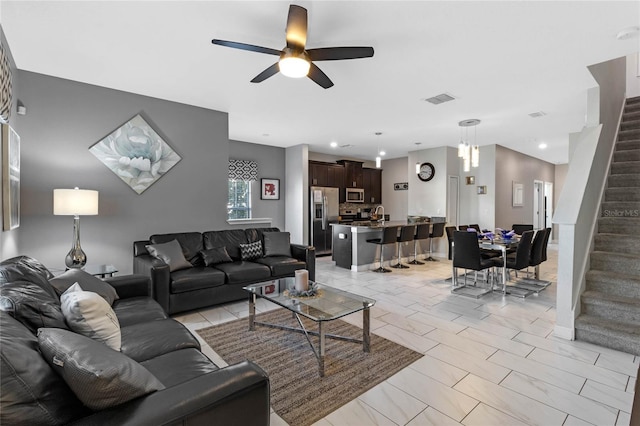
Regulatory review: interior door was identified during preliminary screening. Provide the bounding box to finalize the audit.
[447,176,459,227]
[533,180,544,230]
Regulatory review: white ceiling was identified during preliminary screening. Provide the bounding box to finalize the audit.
[2,1,639,164]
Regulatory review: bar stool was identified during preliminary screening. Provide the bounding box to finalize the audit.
[408,223,431,265]
[366,226,400,273]
[426,222,445,261]
[391,225,416,269]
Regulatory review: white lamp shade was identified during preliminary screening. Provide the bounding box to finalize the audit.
[279,57,310,78]
[54,189,99,215]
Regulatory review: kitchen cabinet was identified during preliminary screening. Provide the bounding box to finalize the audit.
[363,168,382,204]
[327,165,345,202]
[338,160,363,188]
[309,161,328,186]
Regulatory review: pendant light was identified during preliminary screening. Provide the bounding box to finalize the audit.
[458,119,481,170]
[375,132,382,168]
[415,142,422,173]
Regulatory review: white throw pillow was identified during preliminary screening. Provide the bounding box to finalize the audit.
[61,283,121,351]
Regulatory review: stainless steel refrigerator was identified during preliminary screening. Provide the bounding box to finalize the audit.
[310,186,340,256]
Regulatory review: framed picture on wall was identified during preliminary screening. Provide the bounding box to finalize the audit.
[2,124,20,230]
[513,182,524,206]
[261,178,280,200]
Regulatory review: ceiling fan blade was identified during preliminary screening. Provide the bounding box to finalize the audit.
[307,47,375,61]
[308,63,334,89]
[285,5,307,50]
[212,39,282,56]
[250,63,280,83]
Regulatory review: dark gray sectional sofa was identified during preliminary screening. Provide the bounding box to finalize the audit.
[134,227,315,315]
[0,256,270,425]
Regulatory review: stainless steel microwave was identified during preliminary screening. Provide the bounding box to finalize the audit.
[345,188,365,203]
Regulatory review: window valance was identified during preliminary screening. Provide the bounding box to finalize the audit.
[229,159,258,181]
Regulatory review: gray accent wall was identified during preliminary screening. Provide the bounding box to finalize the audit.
[495,145,555,229]
[11,70,284,274]
[380,157,408,222]
[0,27,20,261]
[229,139,286,230]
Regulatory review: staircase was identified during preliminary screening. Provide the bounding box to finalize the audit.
[574,96,640,356]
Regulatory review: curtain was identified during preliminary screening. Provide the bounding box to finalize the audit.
[228,159,257,181]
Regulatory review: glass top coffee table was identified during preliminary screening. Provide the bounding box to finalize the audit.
[243,277,376,377]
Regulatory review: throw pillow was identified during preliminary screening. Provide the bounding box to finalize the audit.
[239,241,263,261]
[49,268,119,305]
[38,328,165,410]
[146,239,193,272]
[61,283,121,351]
[262,232,292,257]
[200,247,233,266]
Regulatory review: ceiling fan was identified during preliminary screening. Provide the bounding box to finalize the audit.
[211,4,374,89]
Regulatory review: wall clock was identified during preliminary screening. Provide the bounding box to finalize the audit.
[417,162,435,182]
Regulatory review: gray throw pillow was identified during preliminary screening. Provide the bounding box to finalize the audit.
[38,328,164,410]
[263,232,292,257]
[61,283,121,351]
[146,239,193,272]
[200,247,233,266]
[239,241,263,261]
[49,268,119,305]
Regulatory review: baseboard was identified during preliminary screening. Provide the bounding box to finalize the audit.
[553,325,575,340]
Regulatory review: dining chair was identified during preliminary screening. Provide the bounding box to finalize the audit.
[452,230,499,289]
[445,226,456,260]
[528,228,551,281]
[512,224,534,235]
[425,222,445,261]
[458,225,469,231]
[469,224,481,233]
[366,226,400,273]
[391,225,416,269]
[493,230,534,296]
[408,223,430,265]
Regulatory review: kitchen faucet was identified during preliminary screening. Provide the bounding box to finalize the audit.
[374,205,385,225]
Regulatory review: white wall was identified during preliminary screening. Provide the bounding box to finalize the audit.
[627,52,640,98]
[285,144,308,245]
[458,145,496,230]
[407,147,449,217]
[380,157,408,222]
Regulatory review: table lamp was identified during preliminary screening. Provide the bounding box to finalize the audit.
[53,187,99,268]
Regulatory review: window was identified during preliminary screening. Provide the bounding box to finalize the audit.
[228,179,251,219]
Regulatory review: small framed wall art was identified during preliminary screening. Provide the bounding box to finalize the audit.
[2,124,20,230]
[261,178,280,200]
[466,176,475,185]
[477,185,487,195]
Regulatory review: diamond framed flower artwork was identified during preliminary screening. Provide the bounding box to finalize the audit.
[89,114,181,194]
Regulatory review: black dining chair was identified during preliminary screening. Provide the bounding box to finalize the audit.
[512,224,534,235]
[426,222,445,261]
[392,225,416,269]
[541,227,552,263]
[445,226,456,260]
[452,230,499,288]
[528,228,551,281]
[458,225,469,231]
[366,226,400,273]
[408,223,430,265]
[494,230,534,286]
[469,224,481,233]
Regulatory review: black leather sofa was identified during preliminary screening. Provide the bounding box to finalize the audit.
[0,256,270,426]
[134,227,315,315]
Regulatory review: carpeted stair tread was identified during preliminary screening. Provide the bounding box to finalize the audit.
[604,187,640,201]
[610,160,640,175]
[616,140,640,151]
[622,110,640,123]
[613,149,640,162]
[586,269,640,298]
[618,129,640,142]
[590,251,640,276]
[598,216,640,234]
[627,96,640,104]
[594,233,640,253]
[626,101,640,114]
[607,174,640,187]
[620,119,640,131]
[600,201,640,216]
[575,315,640,356]
[581,290,640,325]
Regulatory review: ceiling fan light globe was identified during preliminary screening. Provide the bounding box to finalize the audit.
[279,57,310,78]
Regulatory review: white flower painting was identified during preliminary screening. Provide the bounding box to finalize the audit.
[90,114,181,194]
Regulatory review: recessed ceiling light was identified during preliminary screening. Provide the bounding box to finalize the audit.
[330,141,338,148]
[262,133,270,137]
[379,150,386,156]
[617,26,639,40]
[538,143,547,149]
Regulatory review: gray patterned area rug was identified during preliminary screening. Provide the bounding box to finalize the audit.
[196,308,423,426]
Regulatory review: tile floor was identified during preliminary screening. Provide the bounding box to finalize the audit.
[175,245,637,426]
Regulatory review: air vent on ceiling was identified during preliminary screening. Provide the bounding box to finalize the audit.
[424,93,455,105]
[528,111,547,118]
[339,144,353,148]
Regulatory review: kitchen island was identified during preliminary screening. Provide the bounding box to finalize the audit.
[331,221,414,271]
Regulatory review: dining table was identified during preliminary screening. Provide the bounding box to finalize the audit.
[478,237,519,294]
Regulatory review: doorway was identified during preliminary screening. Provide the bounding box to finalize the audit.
[533,180,545,230]
[447,176,459,227]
